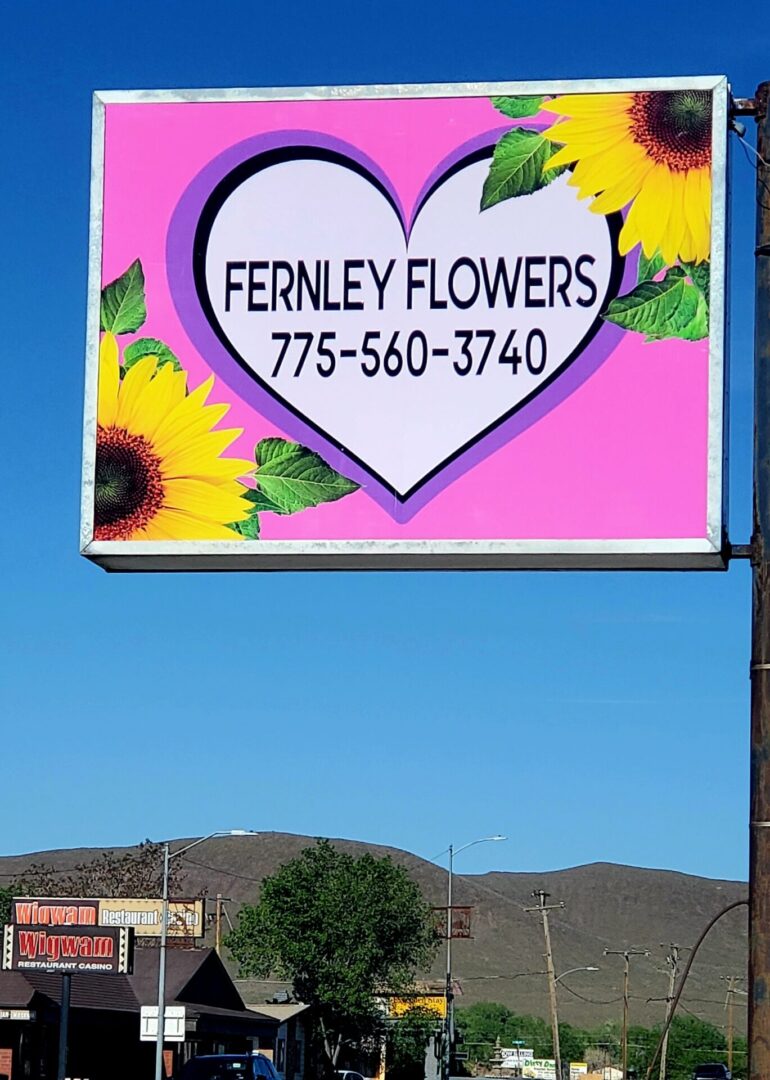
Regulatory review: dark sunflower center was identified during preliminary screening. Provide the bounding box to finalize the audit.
[94,426,164,539]
[630,91,712,171]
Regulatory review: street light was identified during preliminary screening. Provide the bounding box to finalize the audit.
[441,835,506,1080]
[154,830,257,1080]
[554,965,600,985]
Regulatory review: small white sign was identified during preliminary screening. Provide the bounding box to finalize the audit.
[500,1048,535,1067]
[140,1004,186,1042]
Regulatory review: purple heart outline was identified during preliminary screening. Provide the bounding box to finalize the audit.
[167,129,632,523]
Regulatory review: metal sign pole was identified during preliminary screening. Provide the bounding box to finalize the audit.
[56,972,71,1080]
[750,78,770,1080]
[443,845,453,1080]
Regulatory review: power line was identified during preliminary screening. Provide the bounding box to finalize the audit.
[178,854,263,883]
[556,982,623,1005]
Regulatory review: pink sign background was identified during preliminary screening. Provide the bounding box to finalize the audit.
[101,97,710,542]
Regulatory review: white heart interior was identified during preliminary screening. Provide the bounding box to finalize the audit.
[203,155,615,497]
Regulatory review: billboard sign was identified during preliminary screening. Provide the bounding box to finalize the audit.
[81,77,727,570]
[522,1062,556,1079]
[12,897,204,938]
[500,1048,535,1067]
[389,995,447,1019]
[98,898,204,937]
[520,1064,588,1080]
[2,924,134,974]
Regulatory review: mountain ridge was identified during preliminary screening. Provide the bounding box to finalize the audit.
[0,833,748,1033]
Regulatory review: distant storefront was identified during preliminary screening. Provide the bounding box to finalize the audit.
[0,947,278,1080]
[245,1002,311,1080]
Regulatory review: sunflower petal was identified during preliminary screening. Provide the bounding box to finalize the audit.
[153,404,232,460]
[114,356,158,433]
[700,167,712,228]
[162,478,251,522]
[570,143,648,202]
[540,93,634,118]
[542,117,631,146]
[621,164,673,258]
[138,363,188,440]
[160,429,249,476]
[139,508,245,541]
[683,169,709,264]
[151,377,223,450]
[659,173,688,265]
[589,156,655,215]
[97,333,120,428]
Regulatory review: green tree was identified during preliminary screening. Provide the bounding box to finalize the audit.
[455,1002,514,1065]
[557,1021,590,1065]
[626,1015,729,1080]
[0,842,188,930]
[386,1007,440,1080]
[226,840,438,1073]
[626,1023,659,1077]
[17,840,185,898]
[665,1015,728,1080]
[0,886,13,926]
[455,1003,557,1065]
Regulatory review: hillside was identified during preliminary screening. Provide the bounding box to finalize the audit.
[0,833,748,1033]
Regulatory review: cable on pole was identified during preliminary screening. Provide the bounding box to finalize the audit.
[644,898,748,1080]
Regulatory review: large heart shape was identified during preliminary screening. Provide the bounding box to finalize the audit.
[168,132,625,521]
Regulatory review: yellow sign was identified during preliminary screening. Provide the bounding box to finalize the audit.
[389,996,446,1019]
[98,898,204,937]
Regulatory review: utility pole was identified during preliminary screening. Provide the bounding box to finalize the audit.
[444,843,454,1080]
[440,836,505,1080]
[658,945,681,1080]
[721,975,745,1073]
[215,893,223,956]
[751,78,770,1080]
[525,891,565,1080]
[604,949,649,1080]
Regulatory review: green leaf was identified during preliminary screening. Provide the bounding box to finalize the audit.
[228,514,260,539]
[675,287,709,341]
[481,128,566,210]
[602,267,708,341]
[490,95,546,119]
[100,259,147,335]
[637,250,666,283]
[243,486,287,515]
[681,259,710,302]
[254,438,359,514]
[122,337,182,376]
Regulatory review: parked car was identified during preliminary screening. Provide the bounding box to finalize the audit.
[180,1053,282,1080]
[692,1065,732,1080]
[335,1071,366,1080]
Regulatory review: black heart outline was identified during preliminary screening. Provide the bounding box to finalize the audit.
[193,147,625,503]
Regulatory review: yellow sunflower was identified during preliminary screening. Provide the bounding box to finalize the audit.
[541,91,712,265]
[94,333,253,541]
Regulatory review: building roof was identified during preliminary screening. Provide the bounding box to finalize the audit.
[0,947,275,1025]
[0,972,35,1008]
[245,1003,310,1021]
[22,970,139,1012]
[234,978,295,1003]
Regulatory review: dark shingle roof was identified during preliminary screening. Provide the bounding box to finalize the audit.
[22,970,139,1012]
[0,972,36,1007]
[0,947,274,1022]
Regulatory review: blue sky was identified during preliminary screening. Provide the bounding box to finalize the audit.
[0,0,765,882]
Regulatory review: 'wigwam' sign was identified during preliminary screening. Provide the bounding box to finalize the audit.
[2,924,134,974]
